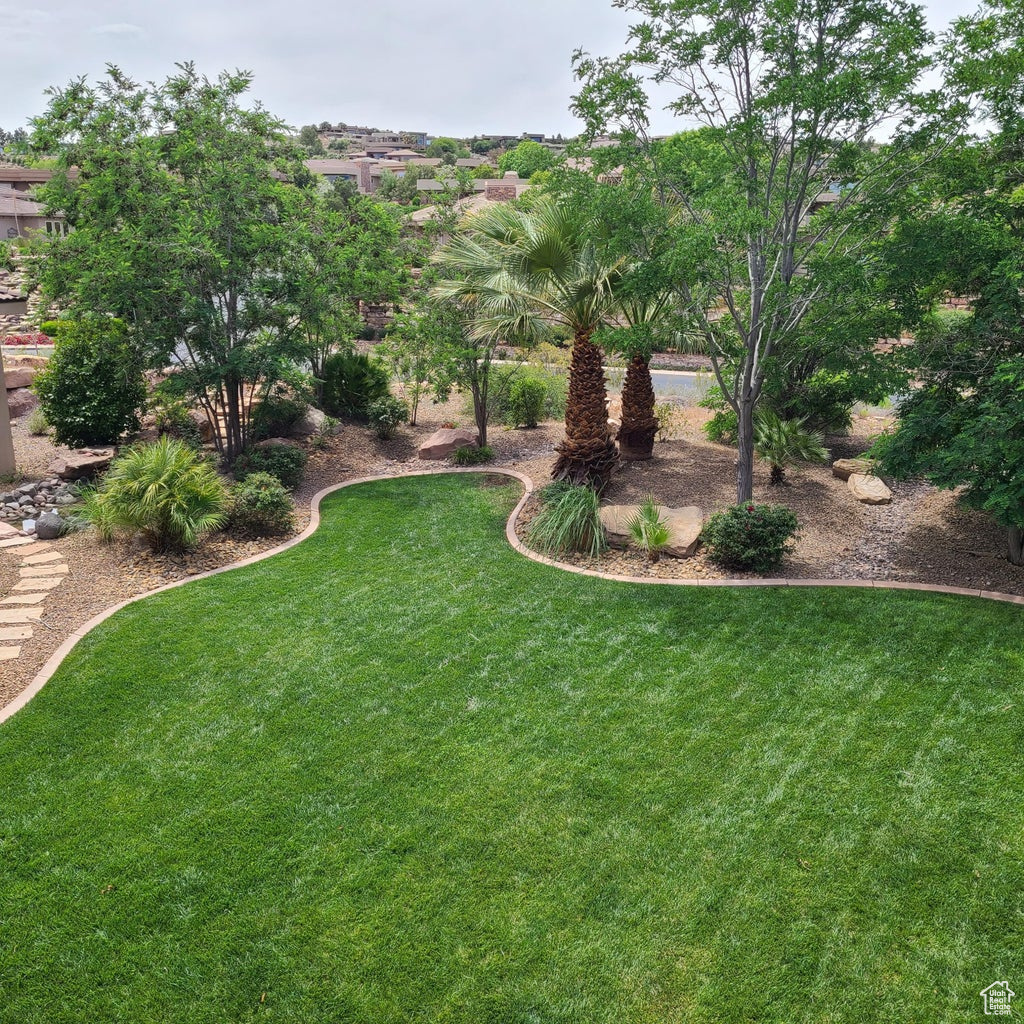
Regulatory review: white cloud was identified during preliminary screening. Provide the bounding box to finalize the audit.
[91,22,145,37]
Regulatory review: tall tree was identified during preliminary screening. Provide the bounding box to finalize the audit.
[433,201,624,487]
[573,0,936,501]
[874,0,1024,563]
[31,64,310,461]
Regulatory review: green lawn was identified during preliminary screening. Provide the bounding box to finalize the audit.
[1,474,1022,1023]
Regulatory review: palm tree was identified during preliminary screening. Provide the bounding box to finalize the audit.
[432,201,624,490]
[614,292,674,461]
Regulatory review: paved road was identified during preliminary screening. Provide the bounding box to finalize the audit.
[608,368,715,401]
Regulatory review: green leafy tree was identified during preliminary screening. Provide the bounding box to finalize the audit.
[297,124,324,155]
[30,64,310,461]
[289,186,405,401]
[426,137,469,161]
[573,0,937,501]
[874,0,1024,563]
[498,140,554,179]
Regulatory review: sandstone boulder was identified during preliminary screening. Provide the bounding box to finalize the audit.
[6,388,37,419]
[289,407,339,438]
[600,503,703,558]
[848,473,892,505]
[832,457,877,481]
[188,410,214,444]
[3,366,35,390]
[418,428,478,460]
[255,436,301,451]
[48,448,115,481]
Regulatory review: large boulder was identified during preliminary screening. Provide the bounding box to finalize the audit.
[35,510,63,540]
[3,366,36,390]
[832,457,877,481]
[600,503,703,558]
[6,388,37,419]
[47,448,115,481]
[188,410,214,444]
[418,428,478,460]
[848,473,892,505]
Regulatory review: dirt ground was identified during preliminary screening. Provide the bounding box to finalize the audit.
[2,396,1022,712]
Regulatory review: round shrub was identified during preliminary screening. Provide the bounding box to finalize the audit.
[251,385,311,441]
[367,395,408,439]
[153,399,203,447]
[321,352,390,420]
[701,503,799,574]
[506,375,547,428]
[228,472,295,536]
[232,443,307,490]
[33,317,146,447]
[80,436,229,553]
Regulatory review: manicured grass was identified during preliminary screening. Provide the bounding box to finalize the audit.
[1,473,1022,1023]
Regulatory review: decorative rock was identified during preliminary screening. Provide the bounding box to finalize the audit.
[3,366,36,389]
[832,457,877,481]
[47,448,115,481]
[34,510,64,540]
[6,388,37,419]
[848,474,892,505]
[418,428,478,460]
[600,504,704,558]
[254,436,301,450]
[289,407,328,437]
[189,410,214,443]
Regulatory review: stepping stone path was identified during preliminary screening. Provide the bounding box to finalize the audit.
[0,538,70,663]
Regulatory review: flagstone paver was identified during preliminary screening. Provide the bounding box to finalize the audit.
[0,537,33,549]
[19,565,70,578]
[0,626,34,642]
[11,577,64,592]
[0,608,44,623]
[13,542,53,557]
[1,594,50,605]
[21,552,63,566]
[0,647,20,661]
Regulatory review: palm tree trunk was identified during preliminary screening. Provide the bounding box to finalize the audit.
[617,353,657,461]
[552,327,619,490]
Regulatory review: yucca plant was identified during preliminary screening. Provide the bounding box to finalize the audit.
[527,482,607,557]
[754,409,829,485]
[626,495,671,563]
[82,436,229,552]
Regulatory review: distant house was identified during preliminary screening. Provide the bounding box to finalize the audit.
[0,187,67,240]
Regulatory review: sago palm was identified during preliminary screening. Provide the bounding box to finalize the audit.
[433,200,624,490]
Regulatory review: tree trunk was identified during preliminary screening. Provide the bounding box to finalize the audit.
[616,353,658,461]
[736,398,756,504]
[552,327,619,491]
[1008,526,1024,566]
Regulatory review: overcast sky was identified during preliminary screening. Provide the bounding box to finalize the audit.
[0,0,976,138]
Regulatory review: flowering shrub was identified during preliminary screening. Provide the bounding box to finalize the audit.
[701,503,799,573]
[1,332,52,347]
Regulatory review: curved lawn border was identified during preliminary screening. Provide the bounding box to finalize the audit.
[3,466,1023,728]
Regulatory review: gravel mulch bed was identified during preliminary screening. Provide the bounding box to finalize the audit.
[3,397,1024,714]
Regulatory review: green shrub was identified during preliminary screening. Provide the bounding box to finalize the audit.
[321,351,390,420]
[627,496,671,562]
[776,370,865,434]
[505,375,547,428]
[367,395,408,439]
[251,383,312,441]
[528,483,606,557]
[80,436,229,552]
[232,443,307,490]
[701,503,799,573]
[451,444,494,465]
[228,472,295,536]
[33,317,146,447]
[153,399,203,447]
[26,407,49,436]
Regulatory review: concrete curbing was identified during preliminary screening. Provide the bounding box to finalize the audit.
[3,466,1023,728]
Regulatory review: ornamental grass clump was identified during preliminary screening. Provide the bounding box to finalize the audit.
[81,436,229,553]
[702,503,798,574]
[528,481,607,558]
